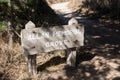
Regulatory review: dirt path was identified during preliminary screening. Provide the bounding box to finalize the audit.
[51,2,84,21]
[36,2,120,80]
[51,2,71,14]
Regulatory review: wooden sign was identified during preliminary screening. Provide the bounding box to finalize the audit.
[21,23,84,55]
[21,19,84,75]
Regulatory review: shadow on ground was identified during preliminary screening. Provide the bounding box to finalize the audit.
[37,10,120,80]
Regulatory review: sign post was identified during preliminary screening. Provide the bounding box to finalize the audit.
[21,18,84,75]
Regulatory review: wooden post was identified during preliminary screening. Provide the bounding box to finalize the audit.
[26,55,37,75]
[8,21,14,49]
[66,48,76,67]
[21,19,84,74]
[25,21,37,75]
[8,0,14,49]
[66,18,78,67]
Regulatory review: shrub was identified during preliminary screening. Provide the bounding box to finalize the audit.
[82,0,120,20]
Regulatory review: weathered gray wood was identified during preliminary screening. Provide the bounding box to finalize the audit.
[25,21,35,29]
[24,21,37,75]
[66,18,78,67]
[26,55,37,75]
[66,49,76,67]
[27,55,32,74]
[32,55,37,75]
[21,19,84,75]
[21,23,84,55]
[8,21,14,49]
[68,18,78,25]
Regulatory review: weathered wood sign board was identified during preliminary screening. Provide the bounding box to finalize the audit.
[21,19,84,75]
[21,25,84,55]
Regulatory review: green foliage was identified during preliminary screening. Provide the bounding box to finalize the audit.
[27,0,34,4]
[0,0,9,3]
[0,22,7,31]
[0,0,60,31]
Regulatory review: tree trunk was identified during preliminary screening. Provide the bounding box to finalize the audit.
[8,0,14,49]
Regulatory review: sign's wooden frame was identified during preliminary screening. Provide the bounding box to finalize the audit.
[21,18,84,75]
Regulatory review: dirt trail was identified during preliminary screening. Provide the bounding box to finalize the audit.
[51,2,84,20]
[37,2,120,80]
[51,2,71,14]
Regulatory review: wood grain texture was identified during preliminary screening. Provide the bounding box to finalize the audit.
[21,25,84,55]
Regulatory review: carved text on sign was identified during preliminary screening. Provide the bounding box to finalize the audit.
[21,25,84,55]
[27,29,81,40]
